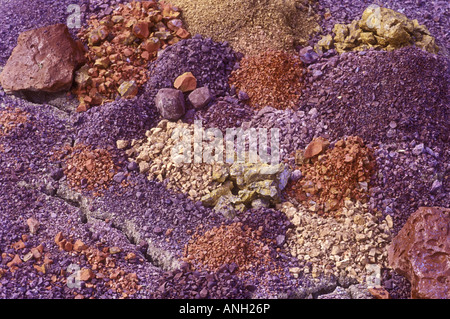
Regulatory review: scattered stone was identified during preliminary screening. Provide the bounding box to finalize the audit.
[368,286,390,299]
[79,268,95,281]
[117,81,139,98]
[74,240,88,252]
[303,137,330,159]
[116,140,130,150]
[7,254,23,269]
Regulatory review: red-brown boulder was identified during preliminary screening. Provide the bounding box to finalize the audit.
[0,24,86,93]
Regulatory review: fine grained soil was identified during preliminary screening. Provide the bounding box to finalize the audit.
[0,0,449,300]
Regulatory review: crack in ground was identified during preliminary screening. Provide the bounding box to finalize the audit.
[18,176,178,272]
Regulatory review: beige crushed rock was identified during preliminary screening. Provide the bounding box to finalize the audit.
[280,200,392,282]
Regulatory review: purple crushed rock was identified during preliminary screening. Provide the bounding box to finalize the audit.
[299,47,449,150]
[247,106,324,161]
[368,139,448,299]
[0,172,161,299]
[146,34,237,98]
[1,0,449,300]
[0,96,73,182]
[87,170,226,263]
[56,169,308,298]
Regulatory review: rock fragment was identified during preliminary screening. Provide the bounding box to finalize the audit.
[174,72,197,92]
[188,87,212,109]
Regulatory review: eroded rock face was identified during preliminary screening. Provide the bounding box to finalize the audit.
[0,24,86,93]
[388,207,450,299]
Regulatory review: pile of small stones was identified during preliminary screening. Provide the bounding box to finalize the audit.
[151,262,252,299]
[281,200,392,283]
[0,107,29,137]
[183,222,273,274]
[186,96,254,132]
[167,0,320,54]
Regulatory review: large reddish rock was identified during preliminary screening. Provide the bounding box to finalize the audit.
[388,207,450,299]
[0,24,86,93]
